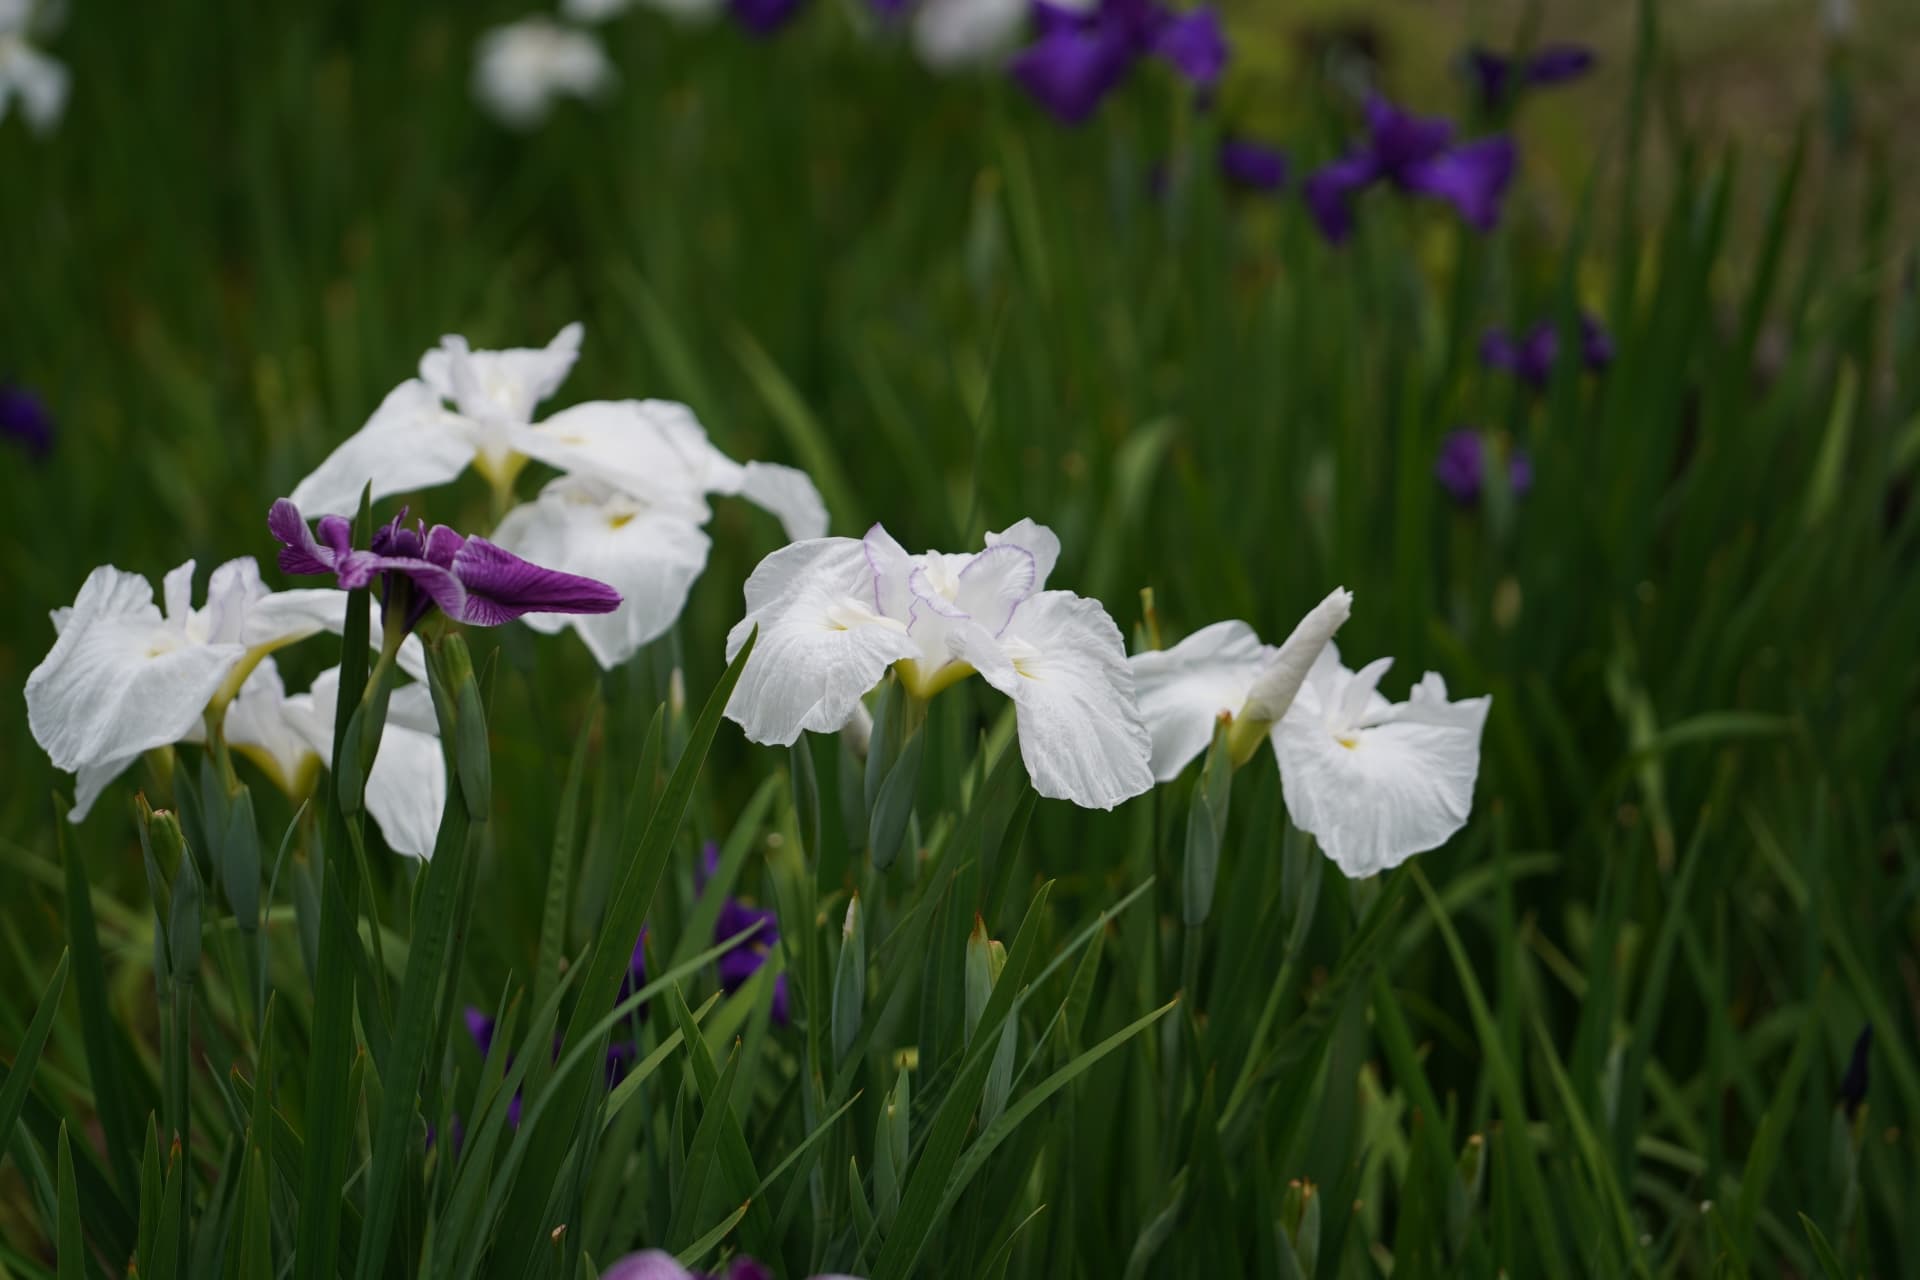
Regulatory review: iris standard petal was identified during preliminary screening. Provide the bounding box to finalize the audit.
[1242,588,1353,722]
[1152,7,1227,87]
[419,323,583,427]
[980,590,1153,809]
[1128,619,1270,781]
[724,539,919,745]
[288,379,476,516]
[1402,135,1516,231]
[983,518,1061,591]
[1010,22,1134,125]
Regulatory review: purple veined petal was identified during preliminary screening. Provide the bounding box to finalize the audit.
[954,542,1038,636]
[1219,137,1288,191]
[1302,152,1379,244]
[270,499,345,577]
[1435,429,1485,506]
[730,0,808,36]
[446,536,622,626]
[1401,135,1516,232]
[1364,97,1455,177]
[863,523,915,621]
[1527,43,1595,86]
[1009,21,1136,125]
[370,511,428,559]
[1153,7,1227,88]
[423,523,466,569]
[366,554,468,616]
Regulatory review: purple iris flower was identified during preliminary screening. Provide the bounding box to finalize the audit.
[1303,97,1516,243]
[1011,0,1227,126]
[1481,312,1613,389]
[603,1252,830,1280]
[269,498,620,631]
[1219,138,1288,191]
[1436,429,1531,507]
[731,0,809,34]
[1464,43,1595,110]
[0,382,54,460]
[696,843,792,1025]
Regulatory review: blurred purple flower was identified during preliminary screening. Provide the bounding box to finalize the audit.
[0,382,54,460]
[1464,44,1595,110]
[1011,1,1227,126]
[1303,97,1516,243]
[732,0,809,35]
[1219,137,1288,191]
[1481,312,1613,389]
[697,843,792,1025]
[1436,429,1531,507]
[603,1251,855,1280]
[270,498,621,631]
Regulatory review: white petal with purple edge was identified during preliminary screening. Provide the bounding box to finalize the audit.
[289,379,478,516]
[984,518,1061,590]
[980,590,1153,809]
[1128,619,1270,781]
[724,539,918,745]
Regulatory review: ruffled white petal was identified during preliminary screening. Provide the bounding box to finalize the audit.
[912,0,1029,69]
[289,378,477,515]
[1128,620,1269,781]
[1243,588,1353,722]
[492,479,713,669]
[985,519,1061,590]
[513,399,722,513]
[1273,663,1491,879]
[724,539,917,745]
[27,566,242,772]
[224,659,320,796]
[981,591,1153,809]
[419,323,582,427]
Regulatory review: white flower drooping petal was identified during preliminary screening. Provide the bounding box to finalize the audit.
[289,325,583,516]
[1126,587,1352,781]
[1272,655,1490,879]
[724,519,1153,810]
[0,0,68,136]
[473,17,614,130]
[27,558,354,820]
[223,659,323,800]
[285,669,448,859]
[492,476,715,669]
[972,591,1154,809]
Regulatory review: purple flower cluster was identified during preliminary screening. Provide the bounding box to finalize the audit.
[270,498,620,632]
[1010,0,1226,126]
[1,382,54,460]
[1463,44,1595,111]
[1304,97,1516,243]
[1481,312,1614,389]
[1436,429,1532,507]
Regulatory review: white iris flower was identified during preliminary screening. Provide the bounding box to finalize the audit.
[723,519,1153,810]
[472,17,614,130]
[0,0,68,136]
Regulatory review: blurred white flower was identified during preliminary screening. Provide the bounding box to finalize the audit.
[724,519,1153,810]
[473,17,614,130]
[26,559,347,820]
[909,0,1029,70]
[290,324,584,515]
[0,0,69,135]
[564,0,724,21]
[1272,653,1489,879]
